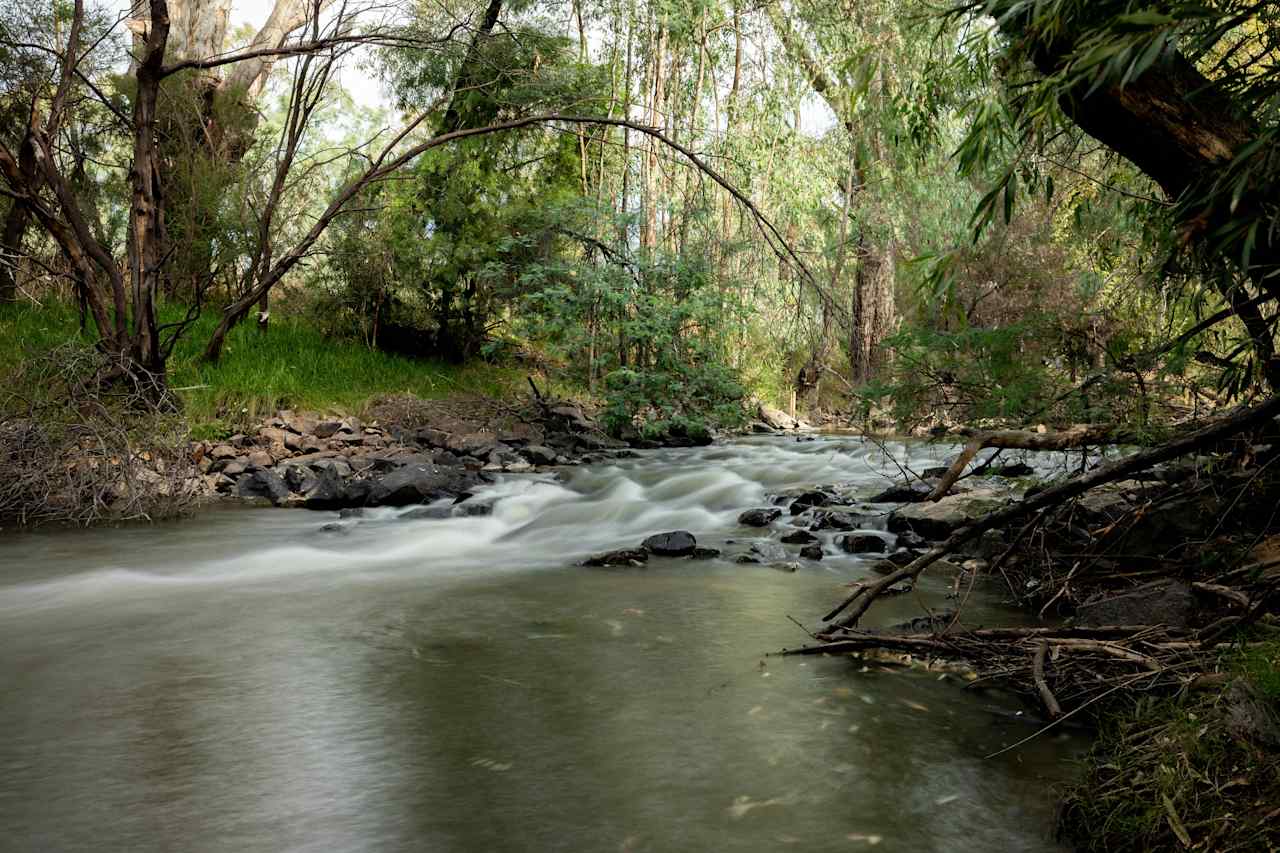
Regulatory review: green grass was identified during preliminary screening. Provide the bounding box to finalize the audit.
[1057,639,1280,852]
[0,300,528,432]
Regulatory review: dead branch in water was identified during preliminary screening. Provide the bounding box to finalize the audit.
[928,425,1135,501]
[824,393,1280,630]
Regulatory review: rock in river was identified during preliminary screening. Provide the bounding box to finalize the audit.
[868,482,932,503]
[641,530,697,557]
[235,469,290,504]
[837,533,889,554]
[583,548,650,567]
[365,462,480,507]
[749,541,789,562]
[738,507,782,527]
[887,489,1008,540]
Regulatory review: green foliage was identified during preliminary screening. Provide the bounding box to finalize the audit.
[0,301,526,431]
[515,240,749,437]
[862,322,1062,427]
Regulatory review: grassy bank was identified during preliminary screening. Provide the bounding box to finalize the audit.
[1057,638,1280,852]
[0,301,530,432]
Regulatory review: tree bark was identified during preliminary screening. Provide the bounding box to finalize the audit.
[992,4,1280,386]
[0,202,29,302]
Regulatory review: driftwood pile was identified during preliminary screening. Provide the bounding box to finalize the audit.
[786,394,1280,722]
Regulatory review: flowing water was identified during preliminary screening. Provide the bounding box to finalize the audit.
[0,436,1085,852]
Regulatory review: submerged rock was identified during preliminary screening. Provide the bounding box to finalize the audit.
[780,529,817,545]
[689,547,721,560]
[400,505,454,520]
[642,530,697,557]
[583,548,650,567]
[749,541,789,562]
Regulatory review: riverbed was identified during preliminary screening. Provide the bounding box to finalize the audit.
[0,436,1084,851]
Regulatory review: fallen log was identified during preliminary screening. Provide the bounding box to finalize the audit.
[928,425,1133,501]
[826,394,1280,629]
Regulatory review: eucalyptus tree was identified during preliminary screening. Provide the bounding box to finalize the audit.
[948,0,1280,393]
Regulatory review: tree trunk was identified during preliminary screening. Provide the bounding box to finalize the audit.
[992,4,1280,387]
[0,202,29,303]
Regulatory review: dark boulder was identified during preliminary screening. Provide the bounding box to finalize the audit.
[738,507,782,527]
[989,462,1035,478]
[313,420,344,439]
[896,529,928,550]
[799,544,824,560]
[868,482,932,503]
[521,444,560,466]
[788,490,833,514]
[584,548,649,567]
[299,467,348,509]
[886,550,919,567]
[235,469,290,504]
[642,530,698,557]
[689,547,721,560]
[366,463,478,507]
[837,533,888,554]
[809,511,863,532]
[780,529,817,545]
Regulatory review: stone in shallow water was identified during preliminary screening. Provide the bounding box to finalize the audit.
[749,541,788,562]
[868,482,931,503]
[583,548,649,567]
[780,529,817,545]
[642,531,697,557]
[887,489,1008,540]
[689,547,721,560]
[808,511,863,532]
[837,533,888,554]
[788,490,833,514]
[799,544,823,560]
[738,507,782,527]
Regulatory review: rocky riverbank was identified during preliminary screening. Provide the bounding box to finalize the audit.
[190,394,638,511]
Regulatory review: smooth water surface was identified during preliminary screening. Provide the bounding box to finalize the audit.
[0,437,1083,852]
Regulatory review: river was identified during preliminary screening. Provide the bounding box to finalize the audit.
[0,436,1084,851]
